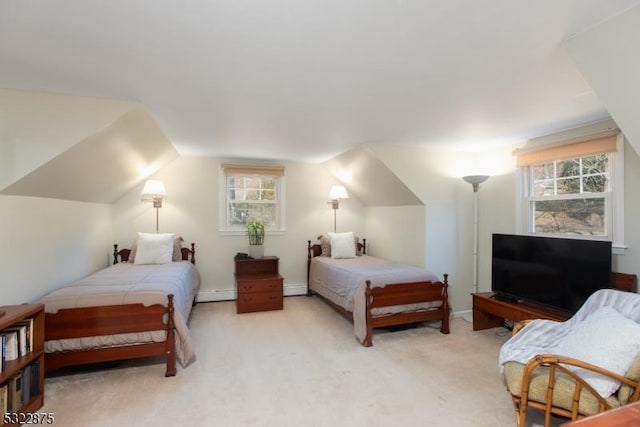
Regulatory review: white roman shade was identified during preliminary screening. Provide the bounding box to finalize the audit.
[515,134,616,166]
[514,132,618,167]
[514,119,620,167]
[222,163,285,176]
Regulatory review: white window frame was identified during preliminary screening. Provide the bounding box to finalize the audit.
[218,165,287,234]
[516,133,625,254]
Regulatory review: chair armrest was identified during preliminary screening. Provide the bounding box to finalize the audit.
[520,354,640,416]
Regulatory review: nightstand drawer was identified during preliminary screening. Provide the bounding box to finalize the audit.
[237,278,283,294]
[236,291,283,313]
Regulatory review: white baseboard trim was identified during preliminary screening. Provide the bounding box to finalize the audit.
[452,309,471,319]
[197,288,235,302]
[284,283,307,296]
[196,283,308,302]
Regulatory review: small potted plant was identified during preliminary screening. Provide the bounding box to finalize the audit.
[246,220,265,259]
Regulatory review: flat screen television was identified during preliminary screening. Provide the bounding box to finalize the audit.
[491,233,612,315]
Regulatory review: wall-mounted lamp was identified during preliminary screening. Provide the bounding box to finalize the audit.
[328,185,349,232]
[141,179,166,233]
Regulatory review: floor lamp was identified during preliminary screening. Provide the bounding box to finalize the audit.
[462,175,489,323]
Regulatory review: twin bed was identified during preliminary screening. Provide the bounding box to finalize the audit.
[307,235,450,346]
[38,232,446,377]
[39,236,200,377]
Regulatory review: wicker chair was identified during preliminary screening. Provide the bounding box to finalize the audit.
[503,321,640,427]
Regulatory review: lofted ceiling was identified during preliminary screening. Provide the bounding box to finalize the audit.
[322,147,423,207]
[2,0,640,164]
[0,99,178,203]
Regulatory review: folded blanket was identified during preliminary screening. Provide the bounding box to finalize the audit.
[499,289,640,372]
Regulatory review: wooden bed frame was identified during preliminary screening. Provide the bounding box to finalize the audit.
[112,242,196,265]
[307,239,450,347]
[44,243,196,377]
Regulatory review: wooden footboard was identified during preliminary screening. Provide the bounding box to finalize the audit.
[363,275,450,347]
[44,295,177,377]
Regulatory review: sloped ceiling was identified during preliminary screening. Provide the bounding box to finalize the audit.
[1,91,178,203]
[2,3,640,206]
[322,147,422,206]
[2,1,639,162]
[0,89,136,190]
[563,6,640,156]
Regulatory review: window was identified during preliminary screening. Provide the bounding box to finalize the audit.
[527,153,609,236]
[220,164,286,231]
[516,127,624,246]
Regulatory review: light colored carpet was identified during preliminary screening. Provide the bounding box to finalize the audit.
[42,296,562,426]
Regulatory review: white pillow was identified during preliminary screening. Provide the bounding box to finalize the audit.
[328,232,356,259]
[129,235,184,263]
[134,232,175,265]
[556,306,640,397]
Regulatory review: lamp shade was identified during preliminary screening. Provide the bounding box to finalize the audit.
[328,185,348,200]
[141,179,166,197]
[462,175,489,186]
[463,175,489,192]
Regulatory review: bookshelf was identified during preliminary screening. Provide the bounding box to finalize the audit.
[0,304,45,424]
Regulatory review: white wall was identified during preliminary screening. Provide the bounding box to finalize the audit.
[366,145,462,308]
[454,139,640,313]
[614,141,640,275]
[474,172,517,291]
[470,140,640,300]
[0,90,135,190]
[364,206,425,267]
[563,5,640,157]
[5,139,636,312]
[0,195,112,305]
[564,5,640,273]
[368,143,520,314]
[111,156,367,301]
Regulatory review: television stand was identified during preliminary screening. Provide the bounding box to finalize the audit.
[472,292,569,331]
[493,292,519,303]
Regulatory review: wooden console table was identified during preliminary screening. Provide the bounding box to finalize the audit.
[472,273,636,331]
[472,292,569,331]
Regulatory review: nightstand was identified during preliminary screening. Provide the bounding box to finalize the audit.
[234,256,283,313]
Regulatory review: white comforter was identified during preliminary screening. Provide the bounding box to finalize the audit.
[309,255,441,344]
[40,261,201,366]
[498,289,640,372]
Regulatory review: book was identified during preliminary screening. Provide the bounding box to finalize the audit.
[8,371,23,412]
[0,383,7,418]
[13,319,34,354]
[1,331,18,361]
[21,364,31,405]
[30,360,40,399]
[0,334,4,373]
[4,325,27,357]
